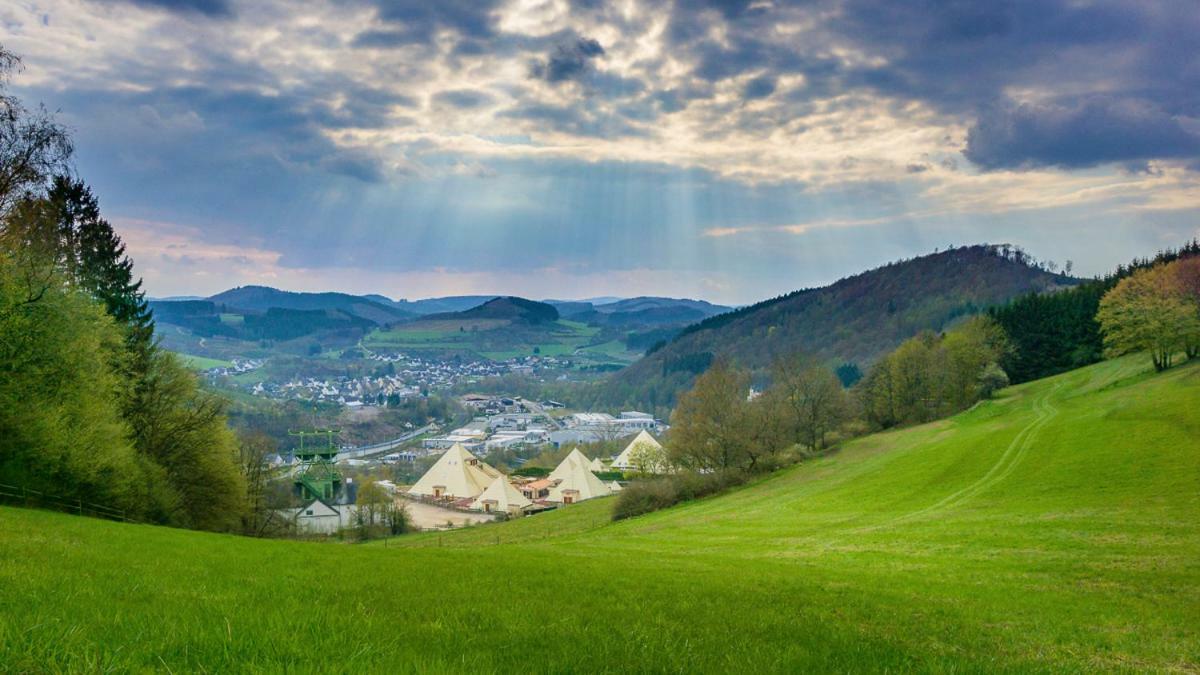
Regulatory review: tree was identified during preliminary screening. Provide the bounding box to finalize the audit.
[0,48,72,218]
[857,357,899,429]
[124,350,247,530]
[48,176,155,363]
[238,430,289,537]
[1168,257,1200,359]
[769,355,845,453]
[667,360,753,471]
[1097,264,1200,371]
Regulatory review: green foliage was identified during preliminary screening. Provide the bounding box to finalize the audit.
[612,470,749,521]
[48,176,154,362]
[857,316,1010,429]
[991,239,1200,382]
[124,350,246,530]
[835,361,862,387]
[601,245,1073,414]
[1097,258,1200,372]
[0,251,148,514]
[0,60,249,532]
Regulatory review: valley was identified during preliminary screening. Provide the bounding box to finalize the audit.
[4,355,1197,671]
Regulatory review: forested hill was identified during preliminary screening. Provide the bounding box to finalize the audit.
[422,296,560,325]
[599,245,1075,414]
[206,286,413,324]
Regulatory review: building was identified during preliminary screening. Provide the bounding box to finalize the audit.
[612,430,671,474]
[408,443,501,501]
[288,499,359,534]
[470,476,533,516]
[545,450,612,504]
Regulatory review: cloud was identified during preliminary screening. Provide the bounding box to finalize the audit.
[432,88,495,109]
[741,75,776,101]
[530,36,605,84]
[965,97,1200,171]
[97,0,232,18]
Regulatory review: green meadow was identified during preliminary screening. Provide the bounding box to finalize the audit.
[176,353,232,370]
[362,318,640,365]
[2,355,1198,672]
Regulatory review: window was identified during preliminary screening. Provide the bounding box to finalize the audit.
[305,510,313,516]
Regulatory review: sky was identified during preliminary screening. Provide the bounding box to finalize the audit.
[2,0,1199,305]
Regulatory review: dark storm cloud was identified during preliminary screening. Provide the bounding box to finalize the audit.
[57,83,391,183]
[530,36,605,84]
[964,97,1200,171]
[663,0,1200,170]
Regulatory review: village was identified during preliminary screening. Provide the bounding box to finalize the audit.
[283,403,671,533]
[204,352,573,406]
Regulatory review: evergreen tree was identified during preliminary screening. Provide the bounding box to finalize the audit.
[48,176,154,361]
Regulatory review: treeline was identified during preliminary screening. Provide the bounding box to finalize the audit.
[990,240,1200,383]
[616,316,1010,519]
[0,47,250,531]
[1097,256,1200,371]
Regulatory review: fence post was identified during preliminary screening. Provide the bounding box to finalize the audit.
[77,497,83,516]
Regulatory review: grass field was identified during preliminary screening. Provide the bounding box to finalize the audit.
[2,355,1198,671]
[362,319,640,366]
[176,353,232,370]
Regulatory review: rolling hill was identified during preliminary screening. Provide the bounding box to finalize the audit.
[2,355,1197,670]
[421,296,559,325]
[600,245,1076,414]
[206,286,414,325]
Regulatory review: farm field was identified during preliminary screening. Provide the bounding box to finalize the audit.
[176,353,232,370]
[362,318,641,365]
[2,355,1198,671]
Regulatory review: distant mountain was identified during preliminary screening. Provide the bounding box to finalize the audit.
[206,286,413,325]
[148,295,205,302]
[597,245,1077,415]
[422,297,559,325]
[593,296,731,316]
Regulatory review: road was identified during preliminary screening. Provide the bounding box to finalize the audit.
[336,424,436,461]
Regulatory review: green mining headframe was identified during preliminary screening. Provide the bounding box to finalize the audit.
[290,429,343,503]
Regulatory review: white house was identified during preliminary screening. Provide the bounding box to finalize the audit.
[289,499,359,534]
[408,443,501,501]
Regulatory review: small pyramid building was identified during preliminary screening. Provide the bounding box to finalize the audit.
[549,448,593,481]
[588,457,606,472]
[408,443,501,500]
[612,430,670,473]
[547,452,612,504]
[470,476,533,516]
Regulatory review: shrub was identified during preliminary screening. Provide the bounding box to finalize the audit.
[612,469,749,521]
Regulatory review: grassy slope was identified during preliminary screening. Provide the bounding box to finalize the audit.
[2,356,1198,672]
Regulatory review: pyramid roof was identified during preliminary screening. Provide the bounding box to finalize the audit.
[612,430,668,472]
[549,448,593,481]
[608,481,624,492]
[588,457,606,472]
[547,454,612,503]
[471,476,533,513]
[408,443,501,500]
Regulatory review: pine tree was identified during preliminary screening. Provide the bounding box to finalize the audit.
[48,176,154,361]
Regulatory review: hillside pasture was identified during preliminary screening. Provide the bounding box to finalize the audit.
[2,355,1198,671]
